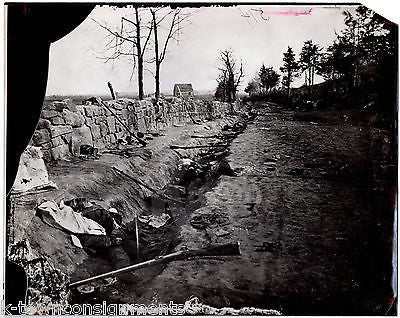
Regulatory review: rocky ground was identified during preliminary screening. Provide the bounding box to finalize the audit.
[9,102,396,315]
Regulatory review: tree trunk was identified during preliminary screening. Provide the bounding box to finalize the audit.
[155,61,160,99]
[135,8,144,100]
[152,11,160,99]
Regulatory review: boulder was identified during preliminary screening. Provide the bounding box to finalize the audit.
[71,126,93,155]
[63,109,85,128]
[49,125,73,138]
[32,129,51,145]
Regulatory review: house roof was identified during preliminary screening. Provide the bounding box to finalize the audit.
[174,83,193,92]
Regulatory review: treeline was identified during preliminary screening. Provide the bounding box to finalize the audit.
[242,6,397,123]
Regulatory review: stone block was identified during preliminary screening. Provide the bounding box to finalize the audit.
[41,109,60,119]
[85,117,93,126]
[49,116,65,125]
[37,119,51,129]
[76,105,85,116]
[121,109,129,119]
[93,106,101,116]
[50,144,70,161]
[99,122,108,136]
[51,136,64,148]
[84,106,94,117]
[41,141,52,150]
[32,129,50,145]
[116,131,125,139]
[106,116,116,133]
[105,108,112,116]
[71,126,93,155]
[91,124,101,140]
[110,133,117,144]
[95,116,106,125]
[61,133,72,145]
[49,125,73,138]
[63,109,85,128]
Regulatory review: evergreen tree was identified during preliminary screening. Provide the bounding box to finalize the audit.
[258,64,280,93]
[299,40,322,95]
[280,46,299,97]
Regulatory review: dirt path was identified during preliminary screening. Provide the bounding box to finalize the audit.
[125,103,395,315]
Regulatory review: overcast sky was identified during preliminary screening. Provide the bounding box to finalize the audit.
[45,4,352,96]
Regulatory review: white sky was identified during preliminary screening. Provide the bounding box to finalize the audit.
[45,4,352,96]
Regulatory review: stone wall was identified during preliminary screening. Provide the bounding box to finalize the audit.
[30,97,239,161]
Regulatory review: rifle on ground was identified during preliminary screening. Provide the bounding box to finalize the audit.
[68,242,240,289]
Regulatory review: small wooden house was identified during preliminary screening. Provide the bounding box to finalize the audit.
[173,83,194,98]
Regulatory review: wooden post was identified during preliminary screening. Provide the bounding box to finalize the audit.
[107,82,116,100]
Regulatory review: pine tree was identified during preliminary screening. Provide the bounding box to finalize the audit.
[280,46,299,97]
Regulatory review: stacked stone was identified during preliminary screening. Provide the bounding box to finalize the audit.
[31,97,237,162]
[32,100,88,161]
[75,102,124,150]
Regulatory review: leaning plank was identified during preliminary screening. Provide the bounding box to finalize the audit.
[68,242,241,288]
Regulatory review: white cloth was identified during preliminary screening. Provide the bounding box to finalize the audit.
[12,146,57,194]
[37,200,106,235]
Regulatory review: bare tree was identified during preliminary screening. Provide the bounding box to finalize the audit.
[215,49,244,102]
[149,7,191,99]
[93,7,153,100]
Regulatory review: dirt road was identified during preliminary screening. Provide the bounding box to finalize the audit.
[126,103,395,315]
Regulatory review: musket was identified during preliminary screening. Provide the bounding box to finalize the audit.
[68,242,240,289]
